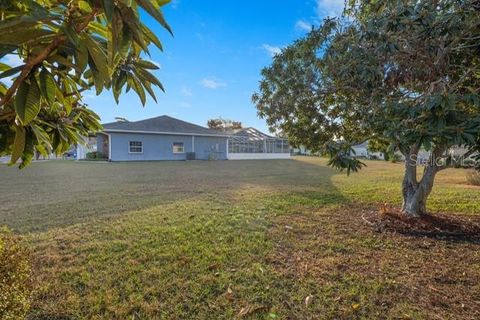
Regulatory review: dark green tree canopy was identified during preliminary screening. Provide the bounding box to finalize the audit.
[0,0,172,167]
[207,118,243,131]
[253,0,480,216]
[367,138,394,161]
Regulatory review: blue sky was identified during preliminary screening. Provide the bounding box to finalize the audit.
[89,0,345,132]
[6,0,344,132]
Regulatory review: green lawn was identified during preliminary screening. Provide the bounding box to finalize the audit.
[1,158,479,319]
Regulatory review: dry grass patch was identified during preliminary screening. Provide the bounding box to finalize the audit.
[466,170,480,186]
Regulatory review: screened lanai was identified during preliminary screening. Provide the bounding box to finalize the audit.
[227,127,291,159]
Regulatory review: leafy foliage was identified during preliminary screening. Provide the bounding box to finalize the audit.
[85,151,106,160]
[368,138,395,161]
[207,118,243,131]
[0,0,172,167]
[254,1,480,166]
[252,19,366,174]
[0,228,31,320]
[253,0,480,213]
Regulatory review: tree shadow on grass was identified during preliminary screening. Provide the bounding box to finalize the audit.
[0,158,347,233]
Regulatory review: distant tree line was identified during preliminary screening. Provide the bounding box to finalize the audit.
[207,118,242,131]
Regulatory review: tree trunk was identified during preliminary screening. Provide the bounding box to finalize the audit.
[401,168,436,217]
[400,146,442,217]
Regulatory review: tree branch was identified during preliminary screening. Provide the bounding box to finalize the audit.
[0,8,98,109]
[437,147,477,172]
[460,148,476,160]
[0,36,66,109]
[63,83,94,98]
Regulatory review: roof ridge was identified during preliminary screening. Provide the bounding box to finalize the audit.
[132,115,210,130]
[162,115,209,129]
[101,115,227,136]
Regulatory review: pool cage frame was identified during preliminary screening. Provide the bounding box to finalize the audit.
[227,128,290,154]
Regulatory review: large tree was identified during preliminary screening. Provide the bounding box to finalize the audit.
[253,0,480,217]
[0,0,172,168]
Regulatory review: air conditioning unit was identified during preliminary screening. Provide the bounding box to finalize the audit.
[186,152,196,160]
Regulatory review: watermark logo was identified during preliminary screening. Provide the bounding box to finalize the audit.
[407,153,478,168]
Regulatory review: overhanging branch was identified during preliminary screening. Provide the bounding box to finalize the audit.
[0,8,98,109]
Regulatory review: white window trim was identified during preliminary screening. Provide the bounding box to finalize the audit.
[173,142,185,154]
[128,141,143,154]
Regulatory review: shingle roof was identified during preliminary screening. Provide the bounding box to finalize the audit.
[102,115,228,137]
[224,127,289,142]
[353,141,368,148]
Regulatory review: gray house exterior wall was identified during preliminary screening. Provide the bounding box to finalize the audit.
[105,132,227,161]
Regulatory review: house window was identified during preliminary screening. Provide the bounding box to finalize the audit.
[129,141,143,153]
[173,142,184,154]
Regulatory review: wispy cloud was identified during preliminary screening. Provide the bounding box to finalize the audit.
[200,77,227,89]
[181,86,193,97]
[295,20,312,32]
[82,89,109,102]
[316,0,344,19]
[262,44,281,57]
[83,93,97,100]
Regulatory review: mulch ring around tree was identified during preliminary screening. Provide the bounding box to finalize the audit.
[361,205,480,243]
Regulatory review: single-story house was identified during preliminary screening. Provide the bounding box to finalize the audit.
[292,146,315,156]
[351,142,370,158]
[351,142,385,160]
[0,156,10,163]
[351,141,440,163]
[77,115,229,161]
[77,115,292,161]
